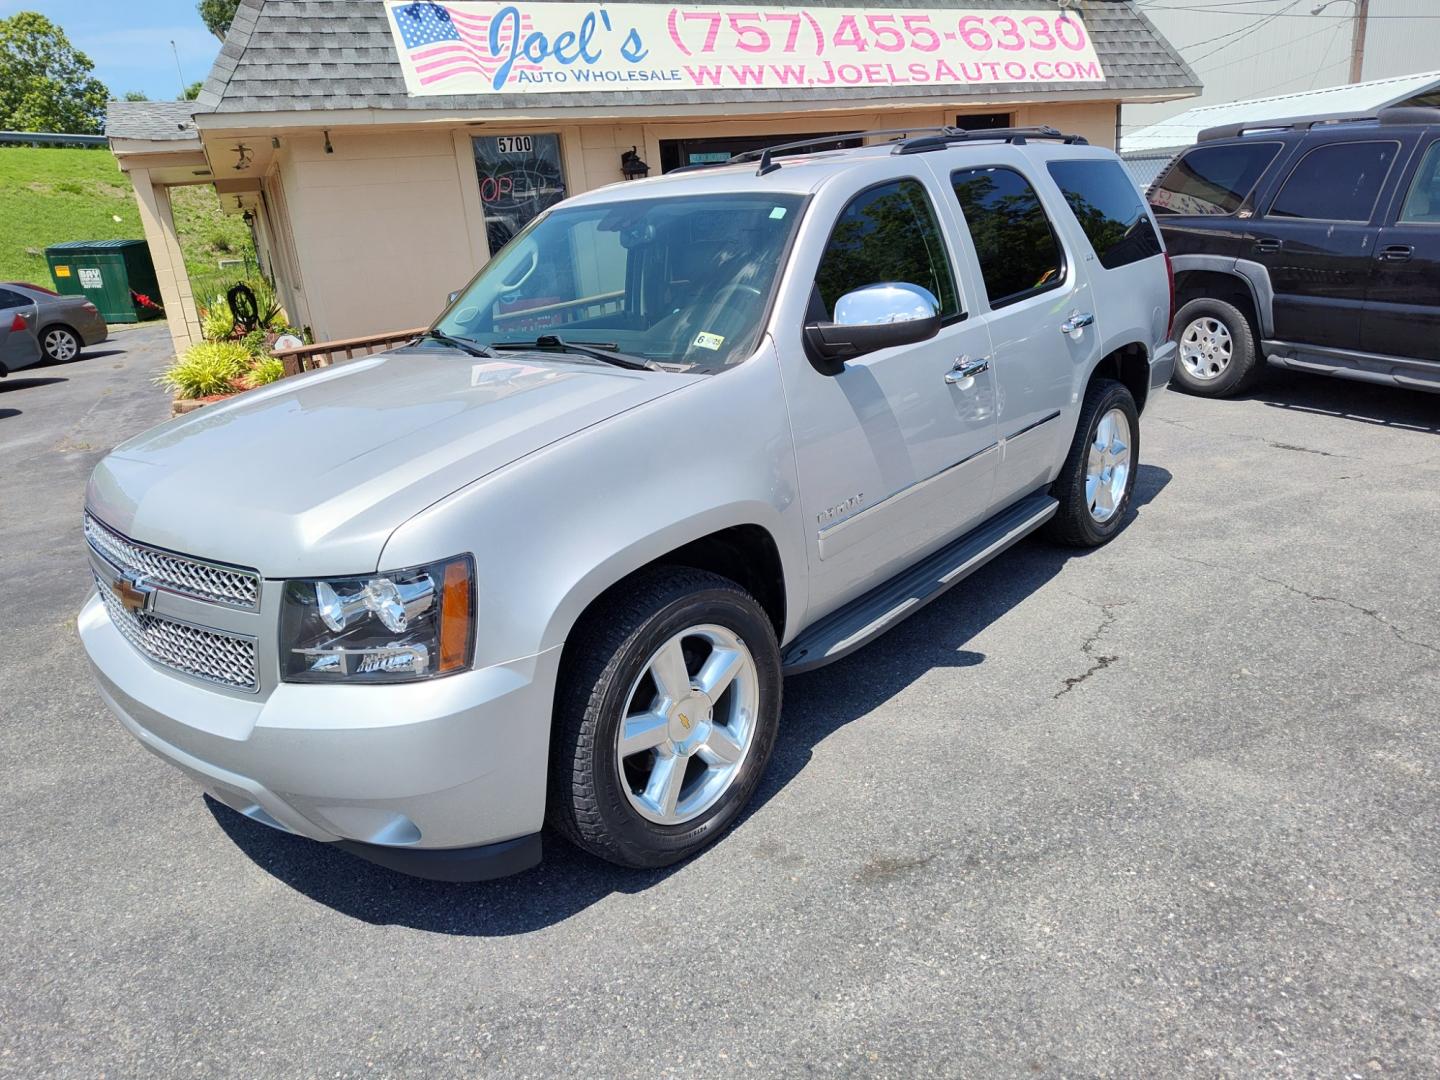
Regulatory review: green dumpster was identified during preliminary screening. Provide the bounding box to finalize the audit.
[45,240,162,324]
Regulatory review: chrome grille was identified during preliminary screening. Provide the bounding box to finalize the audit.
[96,574,259,692]
[84,514,260,609]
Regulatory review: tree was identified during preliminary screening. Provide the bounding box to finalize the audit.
[123,90,149,102]
[198,0,241,41]
[0,12,110,135]
[179,80,204,100]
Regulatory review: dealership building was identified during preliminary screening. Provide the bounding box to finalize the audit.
[105,0,1198,353]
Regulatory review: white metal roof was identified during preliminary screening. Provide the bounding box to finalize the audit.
[1121,69,1440,155]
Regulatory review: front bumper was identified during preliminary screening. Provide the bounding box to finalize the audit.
[78,590,559,879]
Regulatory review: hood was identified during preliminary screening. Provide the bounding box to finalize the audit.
[87,346,699,577]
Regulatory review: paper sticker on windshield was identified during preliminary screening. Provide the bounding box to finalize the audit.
[769,207,787,219]
[694,332,725,351]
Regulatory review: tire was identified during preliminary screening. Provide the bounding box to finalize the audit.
[41,325,81,364]
[1045,378,1139,548]
[547,566,782,869]
[1169,297,1261,398]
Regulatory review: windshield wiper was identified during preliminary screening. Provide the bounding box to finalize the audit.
[416,328,496,358]
[490,335,660,372]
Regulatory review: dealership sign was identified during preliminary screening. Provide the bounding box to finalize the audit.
[386,2,1105,95]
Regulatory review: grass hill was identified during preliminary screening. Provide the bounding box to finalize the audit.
[0,146,254,293]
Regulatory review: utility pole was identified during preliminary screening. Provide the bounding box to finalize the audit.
[1348,0,1369,84]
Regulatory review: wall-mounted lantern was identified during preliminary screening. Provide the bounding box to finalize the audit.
[620,146,649,180]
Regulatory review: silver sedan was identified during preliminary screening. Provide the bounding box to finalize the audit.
[0,282,108,374]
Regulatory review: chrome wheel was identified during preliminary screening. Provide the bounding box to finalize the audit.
[43,328,78,362]
[616,624,759,826]
[1086,407,1132,523]
[1179,316,1232,380]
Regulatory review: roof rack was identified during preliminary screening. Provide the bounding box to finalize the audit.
[733,128,948,177]
[893,125,1089,155]
[693,125,1087,177]
[1197,105,1440,143]
[1198,111,1377,142]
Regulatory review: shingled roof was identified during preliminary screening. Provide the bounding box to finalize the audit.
[104,100,201,142]
[196,0,1199,116]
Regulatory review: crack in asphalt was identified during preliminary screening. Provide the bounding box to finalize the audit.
[1172,555,1440,658]
[1266,441,1337,457]
[1054,598,1123,699]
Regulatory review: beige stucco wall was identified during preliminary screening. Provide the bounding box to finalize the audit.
[127,169,205,355]
[258,99,1119,342]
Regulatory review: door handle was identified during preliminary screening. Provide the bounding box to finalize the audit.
[945,356,990,384]
[1253,238,1283,253]
[1379,244,1414,262]
[1059,311,1094,335]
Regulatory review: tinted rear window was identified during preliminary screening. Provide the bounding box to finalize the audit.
[1047,160,1162,269]
[1268,140,1399,222]
[950,166,1064,308]
[1150,142,1283,216]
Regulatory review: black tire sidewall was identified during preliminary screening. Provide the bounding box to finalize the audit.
[560,573,781,867]
[1170,298,1256,397]
[1052,380,1140,547]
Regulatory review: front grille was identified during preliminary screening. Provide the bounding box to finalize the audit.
[96,574,259,692]
[84,514,260,610]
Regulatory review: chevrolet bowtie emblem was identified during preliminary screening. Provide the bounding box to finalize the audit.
[111,573,156,614]
[678,712,692,731]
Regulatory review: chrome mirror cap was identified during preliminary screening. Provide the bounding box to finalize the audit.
[833,282,940,327]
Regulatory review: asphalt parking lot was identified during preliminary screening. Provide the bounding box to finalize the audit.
[3,324,1438,1078]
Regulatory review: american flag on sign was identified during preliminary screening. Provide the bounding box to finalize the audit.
[391,2,540,89]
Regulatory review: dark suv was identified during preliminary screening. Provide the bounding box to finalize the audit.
[1150,106,1440,397]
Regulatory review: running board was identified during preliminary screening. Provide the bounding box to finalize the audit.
[781,492,1057,674]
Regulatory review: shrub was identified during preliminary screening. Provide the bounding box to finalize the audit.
[240,328,268,356]
[199,293,234,341]
[157,341,252,399]
[247,355,285,386]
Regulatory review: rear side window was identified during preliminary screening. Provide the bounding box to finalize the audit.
[1047,160,1162,269]
[1150,142,1282,216]
[1399,140,1440,224]
[815,179,960,320]
[1268,141,1399,222]
[950,166,1064,308]
[0,288,30,309]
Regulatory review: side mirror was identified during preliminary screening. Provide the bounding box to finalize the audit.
[447,290,462,305]
[803,282,942,374]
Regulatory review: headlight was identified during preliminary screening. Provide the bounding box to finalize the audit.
[279,555,475,683]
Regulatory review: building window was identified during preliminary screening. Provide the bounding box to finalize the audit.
[473,134,568,254]
[954,113,1013,131]
[950,166,1064,308]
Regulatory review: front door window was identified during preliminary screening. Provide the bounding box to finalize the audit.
[473,134,567,255]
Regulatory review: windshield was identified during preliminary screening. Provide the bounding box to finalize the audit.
[436,192,804,370]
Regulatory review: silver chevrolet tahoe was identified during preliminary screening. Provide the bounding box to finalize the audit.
[79,127,1176,881]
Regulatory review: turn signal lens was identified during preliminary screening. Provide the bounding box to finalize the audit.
[439,559,473,673]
